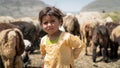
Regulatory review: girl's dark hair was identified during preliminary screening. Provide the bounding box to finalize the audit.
[39,6,65,25]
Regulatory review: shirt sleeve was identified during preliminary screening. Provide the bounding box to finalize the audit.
[68,34,85,59]
[40,36,46,56]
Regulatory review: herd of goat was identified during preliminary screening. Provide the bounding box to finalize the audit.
[0,11,120,67]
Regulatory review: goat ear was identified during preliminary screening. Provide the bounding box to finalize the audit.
[15,29,25,56]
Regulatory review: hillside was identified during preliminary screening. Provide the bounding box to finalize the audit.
[0,0,49,18]
[81,0,120,12]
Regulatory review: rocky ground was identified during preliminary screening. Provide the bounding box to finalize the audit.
[27,47,120,68]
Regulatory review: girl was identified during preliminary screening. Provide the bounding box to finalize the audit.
[39,6,85,68]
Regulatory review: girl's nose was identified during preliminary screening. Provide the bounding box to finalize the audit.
[48,22,52,26]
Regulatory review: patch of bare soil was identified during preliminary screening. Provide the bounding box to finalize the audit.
[27,47,120,68]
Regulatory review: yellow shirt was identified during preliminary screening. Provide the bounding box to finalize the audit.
[40,32,85,68]
[46,35,59,45]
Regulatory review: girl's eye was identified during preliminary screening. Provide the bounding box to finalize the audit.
[43,22,48,25]
[51,20,55,23]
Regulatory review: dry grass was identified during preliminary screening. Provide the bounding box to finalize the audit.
[103,12,120,22]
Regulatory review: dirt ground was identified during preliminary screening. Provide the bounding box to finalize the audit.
[27,47,120,68]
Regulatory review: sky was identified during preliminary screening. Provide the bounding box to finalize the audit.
[41,0,95,13]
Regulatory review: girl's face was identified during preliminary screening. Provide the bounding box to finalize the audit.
[41,15,61,35]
